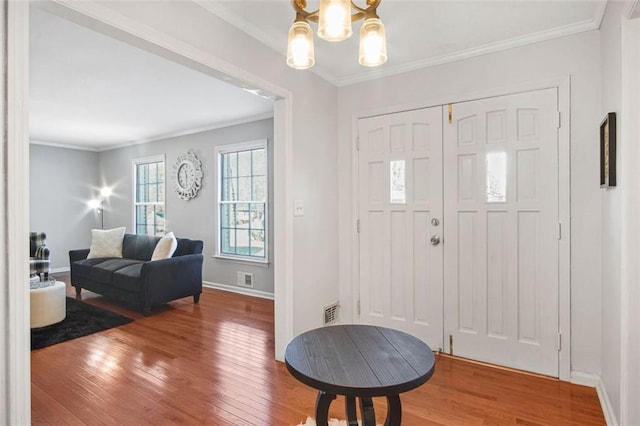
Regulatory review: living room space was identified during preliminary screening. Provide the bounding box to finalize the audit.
[30,5,276,300]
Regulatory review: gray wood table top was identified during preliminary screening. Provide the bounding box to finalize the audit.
[285,324,435,398]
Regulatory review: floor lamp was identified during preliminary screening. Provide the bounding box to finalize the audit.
[88,186,112,229]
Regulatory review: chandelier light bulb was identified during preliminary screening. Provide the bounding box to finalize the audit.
[287,21,315,70]
[318,0,352,41]
[359,17,388,67]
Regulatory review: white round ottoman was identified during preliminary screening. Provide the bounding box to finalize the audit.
[30,281,66,328]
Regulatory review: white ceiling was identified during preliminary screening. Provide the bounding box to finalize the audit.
[30,1,607,151]
[198,0,607,86]
[29,7,274,151]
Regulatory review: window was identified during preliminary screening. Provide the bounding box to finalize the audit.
[134,156,165,236]
[217,140,268,261]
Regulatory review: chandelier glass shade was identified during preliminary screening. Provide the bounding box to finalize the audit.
[286,21,315,69]
[286,0,387,70]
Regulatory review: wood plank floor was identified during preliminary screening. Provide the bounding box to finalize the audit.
[31,274,605,425]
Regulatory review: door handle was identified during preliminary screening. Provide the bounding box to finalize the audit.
[430,235,441,246]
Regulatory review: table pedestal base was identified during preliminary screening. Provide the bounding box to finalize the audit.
[314,392,402,426]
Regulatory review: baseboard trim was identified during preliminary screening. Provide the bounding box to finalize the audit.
[571,371,618,426]
[50,267,70,274]
[203,281,274,300]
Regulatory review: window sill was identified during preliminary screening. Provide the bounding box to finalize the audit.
[213,254,270,267]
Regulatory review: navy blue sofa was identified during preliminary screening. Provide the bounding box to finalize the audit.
[69,233,203,315]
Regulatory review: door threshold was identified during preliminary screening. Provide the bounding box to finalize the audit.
[435,353,559,381]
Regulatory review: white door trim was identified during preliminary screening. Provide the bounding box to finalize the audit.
[3,0,31,423]
[620,15,640,426]
[351,76,571,381]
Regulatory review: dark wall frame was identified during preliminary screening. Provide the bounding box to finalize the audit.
[600,112,617,188]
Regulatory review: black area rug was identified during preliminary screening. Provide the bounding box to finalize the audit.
[31,297,133,350]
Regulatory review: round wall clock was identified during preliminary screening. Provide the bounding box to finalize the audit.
[172,151,203,200]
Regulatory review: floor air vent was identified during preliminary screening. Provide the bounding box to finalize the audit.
[323,302,339,325]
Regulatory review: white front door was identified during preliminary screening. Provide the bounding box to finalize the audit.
[356,88,560,377]
[357,107,444,350]
[443,88,560,376]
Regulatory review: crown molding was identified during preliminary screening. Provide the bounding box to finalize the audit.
[30,139,101,152]
[30,112,274,153]
[99,111,274,152]
[335,15,604,86]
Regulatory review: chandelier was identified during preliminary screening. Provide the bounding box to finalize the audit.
[286,0,387,70]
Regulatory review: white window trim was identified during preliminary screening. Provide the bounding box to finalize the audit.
[132,154,166,236]
[215,139,269,263]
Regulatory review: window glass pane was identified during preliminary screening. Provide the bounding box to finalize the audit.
[234,229,250,255]
[253,176,265,202]
[390,160,406,204]
[250,204,265,230]
[221,228,233,254]
[252,148,266,176]
[236,203,250,229]
[158,163,165,183]
[223,152,237,178]
[486,152,507,203]
[222,177,238,202]
[220,204,232,228]
[136,205,146,227]
[148,163,157,183]
[250,230,265,257]
[238,150,252,177]
[149,184,157,202]
[155,206,165,235]
[238,177,251,201]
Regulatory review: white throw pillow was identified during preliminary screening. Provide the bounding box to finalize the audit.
[87,227,126,259]
[151,232,178,261]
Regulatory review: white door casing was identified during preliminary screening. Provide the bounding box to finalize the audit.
[443,88,559,377]
[357,107,444,350]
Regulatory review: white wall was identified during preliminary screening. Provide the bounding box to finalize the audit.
[599,1,625,421]
[30,144,99,270]
[337,31,602,375]
[98,119,275,294]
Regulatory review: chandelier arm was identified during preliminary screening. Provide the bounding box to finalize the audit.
[350,0,382,15]
[291,0,319,22]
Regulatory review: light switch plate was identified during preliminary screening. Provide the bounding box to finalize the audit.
[294,200,304,216]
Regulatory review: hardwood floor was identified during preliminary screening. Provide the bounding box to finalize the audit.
[32,275,605,425]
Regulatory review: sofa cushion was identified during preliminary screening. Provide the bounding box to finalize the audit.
[72,258,117,280]
[122,234,161,261]
[90,259,144,284]
[151,232,177,261]
[112,263,145,292]
[87,227,126,259]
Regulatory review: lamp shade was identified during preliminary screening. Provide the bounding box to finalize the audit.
[358,17,387,67]
[287,21,315,70]
[318,0,352,41]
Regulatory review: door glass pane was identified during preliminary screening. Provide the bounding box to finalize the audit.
[390,160,406,204]
[486,151,507,203]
